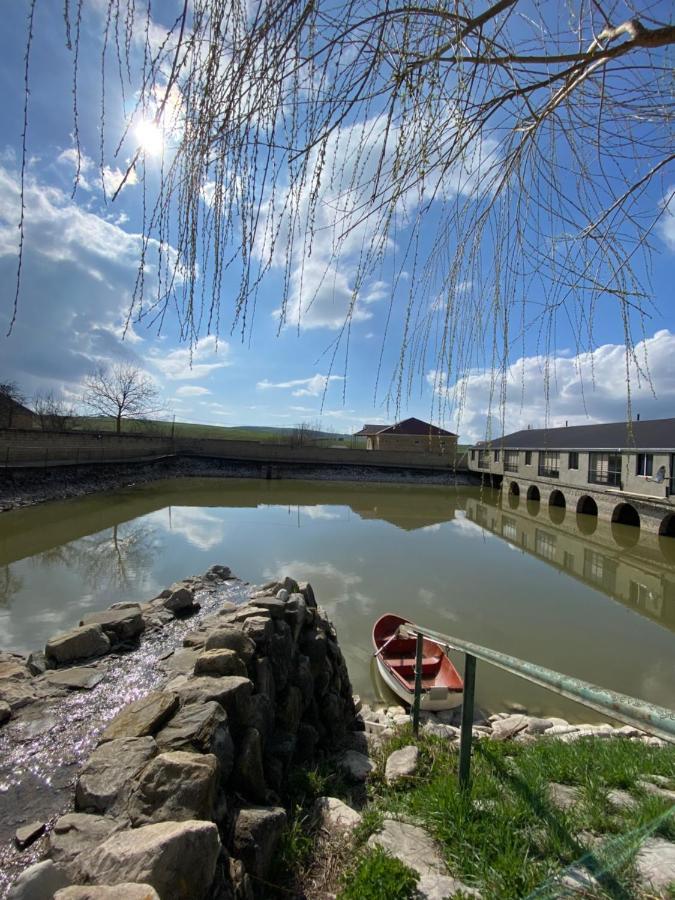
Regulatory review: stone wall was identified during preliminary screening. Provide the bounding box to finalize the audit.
[3,572,357,899]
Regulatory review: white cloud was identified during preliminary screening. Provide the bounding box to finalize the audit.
[150,335,229,381]
[56,148,138,196]
[257,374,344,397]
[430,329,675,443]
[658,186,675,250]
[175,385,211,397]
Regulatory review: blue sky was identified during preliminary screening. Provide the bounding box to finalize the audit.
[0,1,673,443]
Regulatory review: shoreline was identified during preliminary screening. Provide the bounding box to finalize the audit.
[0,456,475,512]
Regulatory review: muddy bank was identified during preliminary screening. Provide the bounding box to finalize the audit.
[0,456,474,512]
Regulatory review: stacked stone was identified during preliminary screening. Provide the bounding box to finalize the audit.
[8,575,356,900]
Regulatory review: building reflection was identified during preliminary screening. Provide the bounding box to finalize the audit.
[465,491,675,633]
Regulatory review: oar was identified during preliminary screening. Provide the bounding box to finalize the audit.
[373,627,403,659]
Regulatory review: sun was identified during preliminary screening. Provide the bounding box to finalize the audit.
[135,119,164,157]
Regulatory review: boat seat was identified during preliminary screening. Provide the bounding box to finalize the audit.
[387,655,441,676]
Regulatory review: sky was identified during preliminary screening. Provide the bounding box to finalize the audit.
[0,2,673,443]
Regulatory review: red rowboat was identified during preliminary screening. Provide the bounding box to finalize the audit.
[372,613,464,710]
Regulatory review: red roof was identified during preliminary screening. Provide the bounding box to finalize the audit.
[355,417,456,437]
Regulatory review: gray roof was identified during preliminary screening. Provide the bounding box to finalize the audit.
[355,417,456,437]
[478,417,675,450]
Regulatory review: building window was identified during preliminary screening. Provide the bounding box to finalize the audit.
[524,451,532,466]
[471,449,475,461]
[583,549,617,591]
[588,452,622,487]
[535,529,557,561]
[568,451,579,470]
[538,450,560,479]
[636,453,653,477]
[494,450,500,462]
[477,449,489,468]
[504,450,519,473]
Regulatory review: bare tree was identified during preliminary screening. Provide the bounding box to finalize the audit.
[13,3,675,419]
[0,381,27,429]
[82,364,160,434]
[33,389,75,432]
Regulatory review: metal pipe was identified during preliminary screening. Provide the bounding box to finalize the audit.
[459,653,477,789]
[407,622,675,743]
[411,632,424,737]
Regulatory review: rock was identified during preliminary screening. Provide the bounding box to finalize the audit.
[247,597,286,618]
[614,725,642,738]
[281,576,299,594]
[242,615,274,646]
[232,805,287,878]
[83,820,220,900]
[352,694,362,713]
[635,837,675,891]
[0,678,38,710]
[298,581,316,608]
[525,718,552,735]
[15,821,46,849]
[194,649,247,678]
[162,587,195,614]
[55,886,160,899]
[506,701,528,714]
[233,728,269,803]
[313,797,362,834]
[49,814,121,876]
[490,714,529,741]
[545,725,578,737]
[100,692,179,742]
[159,647,202,679]
[637,778,675,803]
[155,701,234,777]
[207,564,231,579]
[547,783,580,812]
[606,789,637,812]
[417,874,482,898]
[275,685,303,734]
[385,745,419,783]
[338,750,375,782]
[45,625,111,665]
[204,627,257,662]
[422,722,458,740]
[80,607,144,643]
[0,699,11,724]
[76,737,157,814]
[368,820,445,877]
[26,651,47,675]
[275,589,289,602]
[560,867,601,893]
[128,751,220,826]
[43,667,104,691]
[7,860,71,899]
[174,676,252,726]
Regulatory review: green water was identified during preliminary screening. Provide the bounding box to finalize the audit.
[1,478,674,718]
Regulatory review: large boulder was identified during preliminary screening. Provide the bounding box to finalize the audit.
[385,746,419,783]
[7,860,70,899]
[80,608,144,644]
[194,649,247,678]
[42,668,104,691]
[127,751,220,826]
[76,737,157,815]
[55,886,159,899]
[313,797,362,835]
[233,728,269,803]
[368,819,446,877]
[100,692,179,742]
[83,820,220,900]
[174,676,252,726]
[161,587,196,615]
[204,627,256,663]
[49,814,121,877]
[154,701,234,778]
[0,700,11,724]
[45,626,110,665]
[231,805,287,879]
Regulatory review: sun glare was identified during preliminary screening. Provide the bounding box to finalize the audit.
[135,119,164,156]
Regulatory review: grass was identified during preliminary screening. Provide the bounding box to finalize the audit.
[268,729,675,899]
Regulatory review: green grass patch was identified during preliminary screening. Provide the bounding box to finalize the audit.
[338,847,419,900]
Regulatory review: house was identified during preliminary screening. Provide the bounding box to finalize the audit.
[467,417,675,536]
[0,396,36,430]
[354,417,457,454]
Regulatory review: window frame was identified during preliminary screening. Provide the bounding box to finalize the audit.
[538,450,560,479]
[636,453,653,477]
[568,451,579,470]
[588,452,622,487]
[524,451,532,466]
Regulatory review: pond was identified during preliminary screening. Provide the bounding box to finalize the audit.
[1,477,674,720]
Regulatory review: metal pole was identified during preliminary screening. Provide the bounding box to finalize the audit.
[458,654,477,790]
[411,632,424,737]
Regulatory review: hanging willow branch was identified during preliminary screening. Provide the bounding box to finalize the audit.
[15,0,675,416]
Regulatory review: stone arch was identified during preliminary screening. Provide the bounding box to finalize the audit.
[576,495,598,517]
[612,503,640,528]
[659,513,675,538]
[549,489,566,509]
[508,481,520,496]
[527,485,540,502]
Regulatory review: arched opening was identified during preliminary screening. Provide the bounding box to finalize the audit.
[527,485,540,502]
[658,513,675,538]
[509,482,520,496]
[576,495,598,535]
[549,490,566,508]
[507,491,519,509]
[611,503,640,548]
[612,503,640,528]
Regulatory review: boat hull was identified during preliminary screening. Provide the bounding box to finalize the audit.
[375,654,464,710]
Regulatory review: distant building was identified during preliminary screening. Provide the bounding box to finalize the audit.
[467,417,675,535]
[355,417,457,454]
[0,396,36,430]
